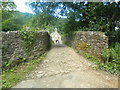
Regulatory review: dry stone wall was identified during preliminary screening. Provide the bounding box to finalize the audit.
[2,31,50,70]
[64,31,108,58]
[0,32,2,72]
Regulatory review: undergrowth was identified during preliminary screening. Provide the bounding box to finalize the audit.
[76,46,120,76]
[83,52,119,75]
[101,43,120,75]
[1,53,47,90]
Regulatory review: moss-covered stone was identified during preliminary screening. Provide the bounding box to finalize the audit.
[2,31,50,70]
[64,31,108,58]
[75,42,90,51]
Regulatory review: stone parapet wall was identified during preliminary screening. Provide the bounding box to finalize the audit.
[2,31,50,70]
[0,32,2,70]
[64,31,108,57]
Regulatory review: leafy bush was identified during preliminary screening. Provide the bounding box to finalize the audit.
[107,31,120,45]
[101,43,120,63]
[101,48,110,63]
[101,43,120,75]
[78,43,120,75]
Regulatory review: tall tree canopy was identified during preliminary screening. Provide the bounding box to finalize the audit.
[1,1,33,31]
[28,2,120,32]
[1,1,120,37]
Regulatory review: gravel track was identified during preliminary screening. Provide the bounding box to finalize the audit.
[13,44,118,88]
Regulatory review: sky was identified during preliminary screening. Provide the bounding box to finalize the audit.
[13,0,65,15]
[13,0,67,18]
[13,0,34,13]
[13,0,120,14]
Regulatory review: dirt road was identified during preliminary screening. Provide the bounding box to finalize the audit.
[13,44,118,88]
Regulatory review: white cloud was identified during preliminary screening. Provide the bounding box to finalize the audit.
[13,0,33,13]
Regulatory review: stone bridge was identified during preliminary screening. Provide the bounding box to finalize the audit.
[1,31,108,70]
[1,31,119,88]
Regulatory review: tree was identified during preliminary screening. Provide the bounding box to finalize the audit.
[28,2,61,29]
[1,1,33,31]
[28,2,120,33]
[1,1,16,10]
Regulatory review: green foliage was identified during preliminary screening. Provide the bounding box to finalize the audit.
[76,44,120,75]
[28,2,59,30]
[1,10,33,32]
[62,2,119,32]
[2,53,47,89]
[19,26,37,54]
[96,62,119,75]
[100,43,120,74]
[101,49,110,63]
[2,2,120,34]
[2,55,27,72]
[107,31,120,45]
[1,2,17,31]
[31,12,57,29]
[27,2,120,39]
[81,51,120,75]
[1,1,16,10]
[101,43,120,63]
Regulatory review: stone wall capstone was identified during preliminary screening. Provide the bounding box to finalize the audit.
[64,31,108,58]
[2,31,50,70]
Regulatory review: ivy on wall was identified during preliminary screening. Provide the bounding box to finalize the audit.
[19,28,37,55]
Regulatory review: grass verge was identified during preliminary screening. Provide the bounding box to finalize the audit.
[76,50,119,76]
[1,53,47,90]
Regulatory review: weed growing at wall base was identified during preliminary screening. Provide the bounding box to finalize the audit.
[2,53,47,90]
[76,50,120,76]
[101,43,120,75]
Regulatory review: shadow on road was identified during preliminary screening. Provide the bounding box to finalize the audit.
[52,44,66,48]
